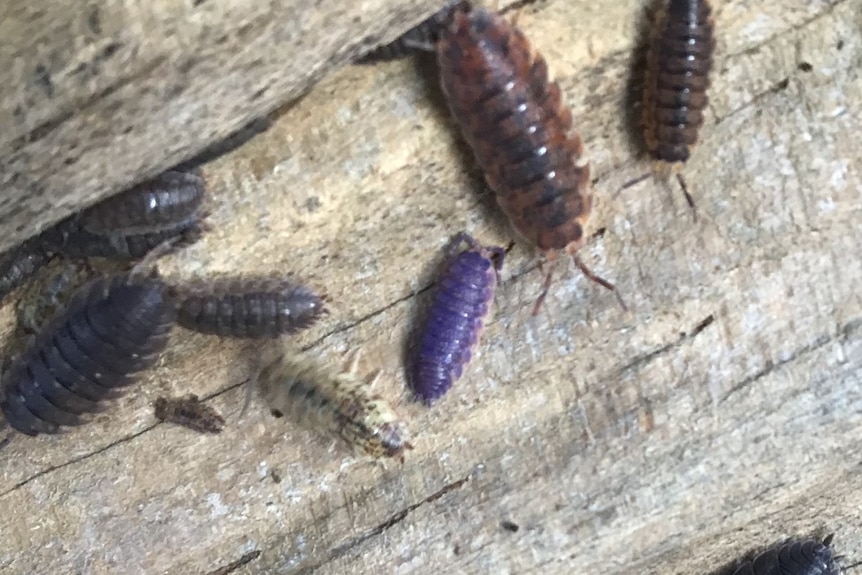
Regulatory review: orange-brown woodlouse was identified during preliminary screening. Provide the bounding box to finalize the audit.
[639,0,716,213]
[437,5,625,314]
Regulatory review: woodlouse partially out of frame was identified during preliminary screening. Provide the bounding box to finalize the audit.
[174,276,326,338]
[732,536,838,575]
[254,351,413,461]
[358,1,464,62]
[437,5,625,314]
[410,233,505,404]
[640,0,716,213]
[0,268,176,436]
[154,394,225,434]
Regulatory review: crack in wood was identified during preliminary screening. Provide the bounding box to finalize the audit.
[294,474,471,573]
[204,549,261,575]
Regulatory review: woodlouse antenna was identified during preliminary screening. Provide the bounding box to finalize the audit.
[129,237,181,278]
[617,172,651,194]
[572,254,628,311]
[532,259,557,317]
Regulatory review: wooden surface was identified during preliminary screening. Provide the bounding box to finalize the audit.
[1,0,861,573]
[0,0,449,252]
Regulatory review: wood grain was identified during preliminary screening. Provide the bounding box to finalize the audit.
[0,0,860,573]
[0,0,457,253]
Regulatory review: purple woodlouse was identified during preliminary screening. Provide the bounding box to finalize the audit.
[410,232,505,404]
[732,536,838,575]
[437,5,625,314]
[174,276,326,338]
[154,394,225,434]
[0,268,176,436]
[254,350,413,461]
[359,1,464,62]
[641,0,715,212]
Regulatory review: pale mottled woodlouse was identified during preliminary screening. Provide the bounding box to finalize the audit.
[0,268,176,436]
[174,276,327,338]
[410,233,505,404]
[732,536,838,575]
[358,1,464,62]
[254,351,413,461]
[154,394,225,434]
[436,5,625,314]
[641,0,715,212]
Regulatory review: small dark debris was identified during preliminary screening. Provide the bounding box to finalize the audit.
[501,520,520,532]
[775,78,790,91]
[797,61,813,72]
[688,314,715,337]
[592,227,607,239]
[270,470,282,484]
[271,409,284,418]
[154,394,225,434]
[305,196,322,212]
[836,39,844,50]
[88,7,102,34]
[34,65,54,98]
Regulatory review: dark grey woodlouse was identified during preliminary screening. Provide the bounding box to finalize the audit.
[41,170,207,260]
[410,233,505,404]
[0,237,52,303]
[174,277,327,338]
[0,269,177,436]
[732,536,838,575]
[78,171,205,235]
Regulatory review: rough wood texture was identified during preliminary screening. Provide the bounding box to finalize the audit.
[1,0,861,573]
[0,0,452,253]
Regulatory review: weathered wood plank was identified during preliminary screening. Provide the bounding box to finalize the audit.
[0,0,860,573]
[0,0,461,252]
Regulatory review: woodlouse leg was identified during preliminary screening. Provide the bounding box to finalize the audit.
[531,259,557,317]
[676,172,697,220]
[571,254,628,311]
[616,172,651,196]
[129,237,181,277]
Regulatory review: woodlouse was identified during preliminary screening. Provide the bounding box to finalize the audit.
[154,394,225,434]
[254,351,413,460]
[732,536,838,575]
[41,171,207,260]
[359,1,464,62]
[0,237,52,303]
[437,5,624,314]
[78,171,206,235]
[410,233,505,404]
[641,0,715,212]
[0,268,176,436]
[174,276,326,338]
[15,258,124,335]
[44,215,206,261]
